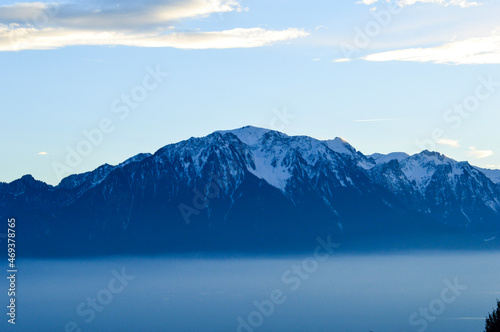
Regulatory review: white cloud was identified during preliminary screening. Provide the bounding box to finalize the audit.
[0,0,308,51]
[38,151,48,155]
[437,138,460,147]
[0,26,308,51]
[333,58,352,63]
[485,164,500,169]
[467,146,493,159]
[398,0,481,7]
[356,0,481,7]
[362,32,500,64]
[0,0,244,30]
[357,0,379,5]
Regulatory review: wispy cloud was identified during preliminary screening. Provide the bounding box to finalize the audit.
[1,26,308,51]
[398,0,481,8]
[0,0,308,51]
[437,138,460,147]
[357,0,481,8]
[38,151,48,155]
[467,146,493,159]
[357,0,379,5]
[333,58,352,63]
[362,32,500,64]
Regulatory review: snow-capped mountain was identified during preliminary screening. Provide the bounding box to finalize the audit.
[369,152,410,165]
[1,126,499,256]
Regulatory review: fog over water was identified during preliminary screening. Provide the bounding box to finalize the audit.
[1,251,499,331]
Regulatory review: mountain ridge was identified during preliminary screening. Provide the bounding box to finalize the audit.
[4,126,499,187]
[2,125,499,256]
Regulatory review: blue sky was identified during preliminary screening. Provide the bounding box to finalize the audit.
[1,0,500,185]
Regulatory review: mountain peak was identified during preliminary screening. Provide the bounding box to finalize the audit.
[415,150,456,165]
[217,125,274,146]
[323,137,357,156]
[118,153,152,168]
[369,152,410,165]
[21,174,36,182]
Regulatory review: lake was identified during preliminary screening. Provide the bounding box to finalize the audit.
[1,251,498,331]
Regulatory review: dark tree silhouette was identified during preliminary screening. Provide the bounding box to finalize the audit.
[485,299,500,332]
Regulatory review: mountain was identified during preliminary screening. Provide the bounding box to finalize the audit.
[474,166,500,184]
[1,126,499,256]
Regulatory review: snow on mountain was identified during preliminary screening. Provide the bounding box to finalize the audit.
[218,128,373,191]
[324,137,375,170]
[2,125,500,257]
[399,151,459,190]
[324,137,355,155]
[118,153,152,168]
[57,164,115,190]
[245,143,292,190]
[52,126,498,200]
[369,152,410,165]
[58,153,152,190]
[153,132,250,197]
[171,127,497,197]
[227,127,293,190]
[474,167,500,184]
[219,127,339,191]
[217,126,273,146]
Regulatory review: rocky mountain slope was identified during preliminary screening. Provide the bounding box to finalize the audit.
[1,126,499,255]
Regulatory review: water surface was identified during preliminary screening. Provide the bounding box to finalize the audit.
[1,251,498,331]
